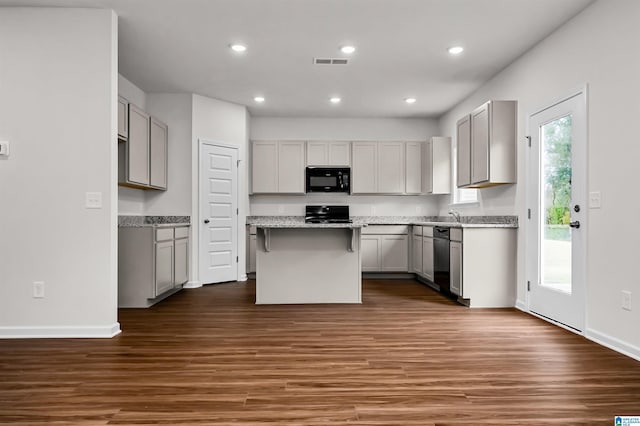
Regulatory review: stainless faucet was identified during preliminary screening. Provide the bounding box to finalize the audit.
[448,210,461,223]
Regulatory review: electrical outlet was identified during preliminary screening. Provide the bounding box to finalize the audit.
[589,191,601,209]
[277,205,285,214]
[622,291,632,311]
[371,206,376,215]
[415,206,423,214]
[33,281,45,298]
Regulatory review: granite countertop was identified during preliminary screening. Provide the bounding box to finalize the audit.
[247,215,518,229]
[247,216,364,229]
[119,216,191,228]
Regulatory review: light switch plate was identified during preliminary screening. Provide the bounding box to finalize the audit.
[589,191,601,209]
[85,192,103,209]
[0,141,9,156]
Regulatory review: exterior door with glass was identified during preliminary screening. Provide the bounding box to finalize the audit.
[527,91,586,331]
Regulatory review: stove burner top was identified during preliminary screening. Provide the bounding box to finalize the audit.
[304,205,351,224]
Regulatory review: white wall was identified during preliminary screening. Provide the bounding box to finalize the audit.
[191,94,250,284]
[438,0,640,357]
[249,117,443,216]
[117,74,146,215]
[145,93,192,215]
[251,117,439,141]
[0,8,119,337]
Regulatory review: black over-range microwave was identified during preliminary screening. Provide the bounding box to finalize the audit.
[305,167,350,193]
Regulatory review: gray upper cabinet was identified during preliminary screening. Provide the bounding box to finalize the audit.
[377,142,405,194]
[456,115,471,188]
[251,140,305,194]
[457,100,517,188]
[278,141,305,193]
[405,142,422,194]
[118,101,169,191]
[118,96,128,141]
[126,103,150,186]
[149,117,168,190]
[306,141,351,166]
[351,142,378,194]
[251,141,279,193]
[424,137,451,194]
[352,141,407,195]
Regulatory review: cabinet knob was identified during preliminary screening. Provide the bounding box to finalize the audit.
[204,219,210,224]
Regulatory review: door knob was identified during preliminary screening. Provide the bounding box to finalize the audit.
[569,221,580,229]
[204,219,210,224]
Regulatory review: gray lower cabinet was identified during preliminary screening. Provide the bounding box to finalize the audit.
[118,225,189,308]
[361,225,409,272]
[247,226,257,274]
[450,239,463,296]
[412,226,434,282]
[447,227,517,307]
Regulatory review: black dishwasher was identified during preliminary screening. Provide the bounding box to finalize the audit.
[433,227,451,295]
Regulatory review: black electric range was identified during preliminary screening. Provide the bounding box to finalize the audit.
[305,205,352,224]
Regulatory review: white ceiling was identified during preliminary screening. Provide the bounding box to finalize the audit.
[2,0,595,118]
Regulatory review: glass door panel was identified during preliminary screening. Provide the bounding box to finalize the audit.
[541,115,572,294]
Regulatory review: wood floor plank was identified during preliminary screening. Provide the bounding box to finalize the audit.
[1,279,639,425]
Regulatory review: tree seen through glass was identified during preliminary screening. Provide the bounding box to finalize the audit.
[541,115,572,291]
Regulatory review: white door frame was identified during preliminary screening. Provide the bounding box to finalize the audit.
[194,139,242,286]
[525,86,588,333]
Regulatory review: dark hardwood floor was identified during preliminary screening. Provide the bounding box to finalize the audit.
[1,279,639,425]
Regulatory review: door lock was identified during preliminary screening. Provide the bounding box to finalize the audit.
[574,205,581,212]
[569,221,580,229]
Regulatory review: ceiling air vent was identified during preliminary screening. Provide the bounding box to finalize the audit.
[314,58,349,65]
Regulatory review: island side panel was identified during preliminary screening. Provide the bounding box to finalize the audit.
[256,227,362,304]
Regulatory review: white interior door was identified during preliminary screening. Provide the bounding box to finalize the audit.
[200,143,238,284]
[527,91,587,331]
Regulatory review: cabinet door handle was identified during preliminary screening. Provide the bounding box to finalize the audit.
[204,219,210,224]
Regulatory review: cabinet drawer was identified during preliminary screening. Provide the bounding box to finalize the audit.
[413,226,422,236]
[174,226,189,239]
[451,228,463,242]
[155,228,174,242]
[362,225,409,235]
[423,226,433,237]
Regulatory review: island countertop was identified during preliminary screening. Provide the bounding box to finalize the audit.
[247,216,365,229]
[247,215,518,229]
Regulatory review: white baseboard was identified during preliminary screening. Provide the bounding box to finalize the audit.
[0,322,121,339]
[586,328,640,362]
[183,280,202,289]
[515,299,527,311]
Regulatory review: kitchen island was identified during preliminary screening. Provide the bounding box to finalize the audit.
[251,218,364,304]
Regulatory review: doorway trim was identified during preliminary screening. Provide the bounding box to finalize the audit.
[524,85,589,333]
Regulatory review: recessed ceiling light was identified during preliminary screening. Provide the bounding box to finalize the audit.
[340,45,356,54]
[330,97,341,104]
[230,44,247,52]
[405,97,417,104]
[254,96,265,103]
[448,46,464,55]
